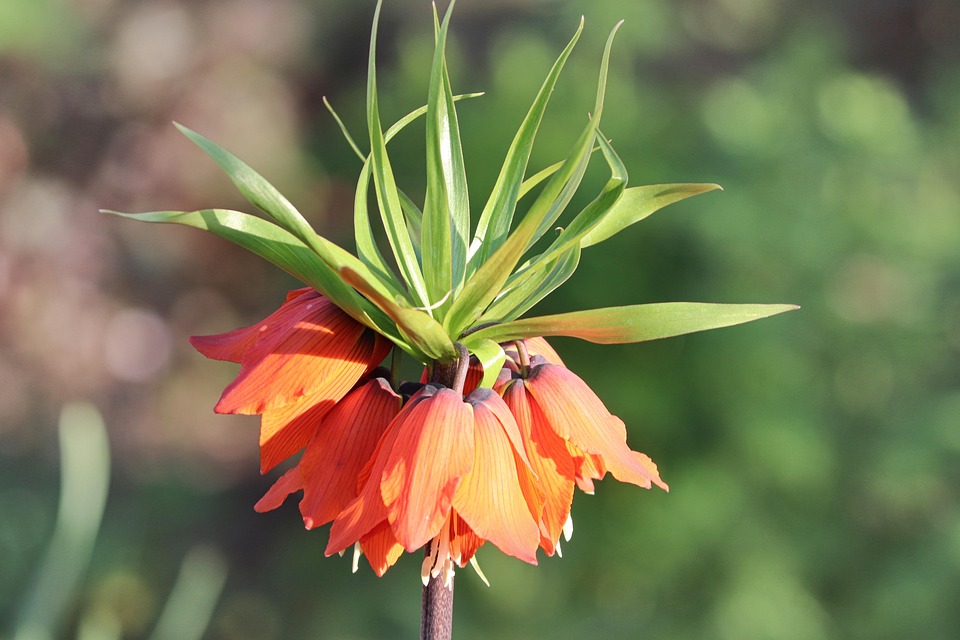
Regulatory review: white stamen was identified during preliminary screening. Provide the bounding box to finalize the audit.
[563,514,574,542]
[469,556,491,587]
[555,540,562,558]
[352,542,362,573]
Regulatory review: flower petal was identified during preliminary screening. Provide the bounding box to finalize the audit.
[526,363,667,491]
[258,395,335,473]
[500,379,575,555]
[453,393,540,564]
[189,287,314,363]
[359,520,405,577]
[254,465,301,513]
[299,378,402,528]
[325,422,399,557]
[213,290,390,415]
[381,387,475,552]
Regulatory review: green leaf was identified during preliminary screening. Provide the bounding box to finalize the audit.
[445,22,621,338]
[468,303,799,344]
[325,92,485,164]
[480,242,581,323]
[508,130,625,288]
[580,183,723,248]
[468,18,583,270]
[422,0,470,316]
[339,267,457,364]
[354,157,399,287]
[366,0,431,308]
[173,123,317,247]
[469,339,507,389]
[101,208,404,340]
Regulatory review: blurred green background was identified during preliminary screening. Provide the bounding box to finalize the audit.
[2,0,959,638]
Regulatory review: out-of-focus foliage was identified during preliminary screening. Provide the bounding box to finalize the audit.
[1,0,958,638]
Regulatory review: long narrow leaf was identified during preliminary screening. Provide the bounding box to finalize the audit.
[422,1,470,316]
[367,0,431,308]
[480,242,580,322]
[326,92,485,164]
[507,130,625,290]
[102,209,406,344]
[580,183,723,248]
[174,124,317,247]
[468,18,583,270]
[445,22,621,337]
[340,267,457,363]
[467,303,800,345]
[469,339,507,389]
[354,157,399,286]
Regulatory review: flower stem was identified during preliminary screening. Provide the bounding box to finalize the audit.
[421,343,468,640]
[421,570,454,640]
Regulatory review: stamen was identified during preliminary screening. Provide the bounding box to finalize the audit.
[469,556,491,587]
[563,514,574,542]
[352,542,362,574]
[555,540,562,558]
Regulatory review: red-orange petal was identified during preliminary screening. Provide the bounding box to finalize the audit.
[525,363,668,491]
[448,511,485,567]
[380,386,475,552]
[189,287,314,363]
[359,520,405,577]
[299,378,402,529]
[213,291,390,415]
[254,465,302,513]
[257,394,337,473]
[325,419,400,556]
[501,379,576,555]
[453,392,540,564]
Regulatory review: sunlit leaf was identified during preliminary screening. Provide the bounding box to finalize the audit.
[468,303,799,344]
[468,18,583,270]
[340,267,457,363]
[480,242,581,322]
[580,183,723,248]
[445,22,621,338]
[366,0,431,308]
[173,123,318,247]
[102,208,407,345]
[469,339,507,389]
[422,1,470,316]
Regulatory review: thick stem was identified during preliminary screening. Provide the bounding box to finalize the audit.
[420,343,467,640]
[421,572,454,640]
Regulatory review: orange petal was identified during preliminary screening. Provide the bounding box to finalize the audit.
[214,291,390,415]
[325,419,400,556]
[189,287,314,363]
[258,394,336,473]
[381,387,475,552]
[522,337,564,366]
[298,379,402,528]
[359,520,405,577]
[526,363,667,491]
[501,379,575,555]
[453,393,540,564]
[448,511,485,567]
[254,465,302,513]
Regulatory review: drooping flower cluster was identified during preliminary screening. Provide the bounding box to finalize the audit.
[194,287,667,583]
[111,0,795,592]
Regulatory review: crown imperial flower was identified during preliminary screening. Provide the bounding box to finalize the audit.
[106,0,795,617]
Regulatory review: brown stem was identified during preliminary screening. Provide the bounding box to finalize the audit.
[420,343,467,640]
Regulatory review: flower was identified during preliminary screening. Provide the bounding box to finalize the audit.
[497,339,668,556]
[190,287,392,472]
[325,384,541,581]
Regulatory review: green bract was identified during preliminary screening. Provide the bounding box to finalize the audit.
[104,0,796,371]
